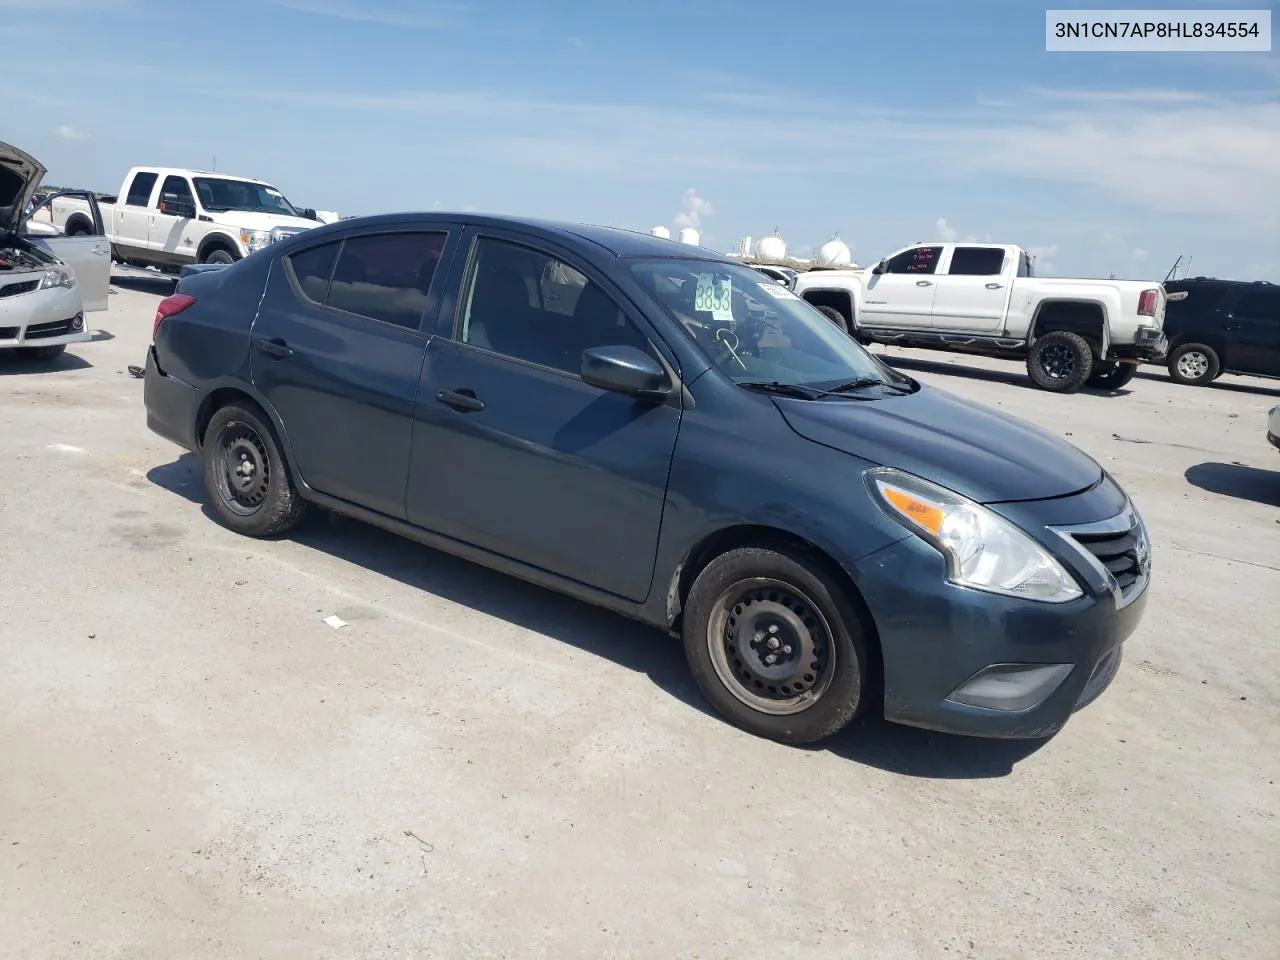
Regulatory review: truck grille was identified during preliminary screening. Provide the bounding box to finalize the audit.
[0,280,39,299]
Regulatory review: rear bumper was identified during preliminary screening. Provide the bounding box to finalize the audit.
[143,345,203,451]
[1113,327,1168,362]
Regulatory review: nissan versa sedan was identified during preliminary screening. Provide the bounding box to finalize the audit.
[143,213,1152,745]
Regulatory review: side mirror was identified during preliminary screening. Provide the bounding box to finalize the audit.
[160,193,195,219]
[872,259,888,275]
[581,345,670,397]
[302,208,318,220]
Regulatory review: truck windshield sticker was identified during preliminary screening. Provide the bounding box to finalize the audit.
[757,281,801,300]
[694,273,734,323]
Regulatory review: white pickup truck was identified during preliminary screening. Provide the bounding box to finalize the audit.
[793,242,1170,392]
[36,165,324,274]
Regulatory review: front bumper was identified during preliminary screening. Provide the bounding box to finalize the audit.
[0,284,92,349]
[1268,431,1280,452]
[847,483,1150,738]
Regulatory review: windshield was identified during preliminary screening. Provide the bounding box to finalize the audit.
[192,177,300,217]
[629,258,905,391]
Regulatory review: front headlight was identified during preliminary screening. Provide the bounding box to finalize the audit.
[38,266,76,290]
[866,467,1083,604]
[240,229,271,253]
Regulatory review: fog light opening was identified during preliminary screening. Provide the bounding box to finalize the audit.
[71,313,85,332]
[946,663,1074,712]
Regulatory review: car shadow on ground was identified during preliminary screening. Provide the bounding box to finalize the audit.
[148,452,1048,779]
[876,353,1135,398]
[1134,369,1280,398]
[0,350,92,374]
[1185,461,1280,507]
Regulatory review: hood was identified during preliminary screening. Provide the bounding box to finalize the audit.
[0,140,46,234]
[775,384,1102,504]
[207,210,320,233]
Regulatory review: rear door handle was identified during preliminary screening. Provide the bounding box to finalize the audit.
[916,279,933,286]
[437,388,485,412]
[254,336,293,359]
[985,282,1003,289]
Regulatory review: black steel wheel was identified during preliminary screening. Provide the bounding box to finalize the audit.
[1085,360,1138,391]
[682,546,870,744]
[1026,331,1093,392]
[202,402,306,537]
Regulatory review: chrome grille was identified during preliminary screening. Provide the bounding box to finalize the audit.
[1050,503,1151,609]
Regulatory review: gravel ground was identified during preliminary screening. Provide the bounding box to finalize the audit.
[2,273,1277,960]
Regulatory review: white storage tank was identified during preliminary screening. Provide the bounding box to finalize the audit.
[678,227,701,246]
[816,235,852,267]
[756,231,787,261]
[650,225,671,239]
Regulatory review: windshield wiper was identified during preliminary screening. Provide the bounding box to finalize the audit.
[827,376,913,395]
[738,380,829,400]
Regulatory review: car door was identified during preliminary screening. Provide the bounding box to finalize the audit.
[405,229,683,603]
[115,170,158,254]
[859,244,943,329]
[23,192,111,312]
[1222,286,1280,376]
[929,245,1013,332]
[148,174,200,260]
[249,225,459,518]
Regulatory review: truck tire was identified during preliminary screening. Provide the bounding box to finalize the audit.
[1085,360,1138,391]
[202,248,236,265]
[64,218,92,237]
[1167,343,1220,386]
[814,304,852,335]
[1027,331,1093,393]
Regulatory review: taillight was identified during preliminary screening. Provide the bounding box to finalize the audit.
[152,293,196,340]
[1137,288,1160,317]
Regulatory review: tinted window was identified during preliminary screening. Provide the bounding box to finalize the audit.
[885,246,941,274]
[287,240,340,304]
[1232,287,1280,323]
[325,232,446,329]
[125,172,158,207]
[947,246,1005,276]
[158,175,194,213]
[459,237,652,375]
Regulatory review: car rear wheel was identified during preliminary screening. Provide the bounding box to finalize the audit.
[814,304,852,335]
[1167,343,1220,386]
[1027,331,1093,392]
[12,344,67,362]
[1085,360,1138,390]
[202,403,307,537]
[681,546,870,744]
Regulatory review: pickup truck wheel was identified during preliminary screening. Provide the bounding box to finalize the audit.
[12,344,67,362]
[202,403,307,537]
[1085,360,1137,390]
[815,305,852,335]
[681,546,869,745]
[202,248,236,266]
[1167,343,1220,386]
[1027,331,1093,392]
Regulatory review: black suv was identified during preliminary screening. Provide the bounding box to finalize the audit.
[1159,278,1280,386]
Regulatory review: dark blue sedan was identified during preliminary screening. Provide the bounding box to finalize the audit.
[143,213,1151,744]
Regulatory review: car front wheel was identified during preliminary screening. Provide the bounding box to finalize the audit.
[681,546,870,744]
[202,402,307,537]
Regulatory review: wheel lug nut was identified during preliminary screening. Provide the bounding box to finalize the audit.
[782,645,792,655]
[768,625,779,635]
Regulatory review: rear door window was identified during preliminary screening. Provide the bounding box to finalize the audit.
[324,231,447,330]
[124,172,158,207]
[946,246,1006,276]
[1232,287,1280,324]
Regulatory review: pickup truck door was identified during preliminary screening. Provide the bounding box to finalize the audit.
[405,228,682,603]
[114,170,159,254]
[149,174,201,259]
[1222,286,1280,376]
[859,245,942,329]
[23,192,112,312]
[929,245,1013,333]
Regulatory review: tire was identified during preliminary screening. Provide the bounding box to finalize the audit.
[201,402,307,537]
[65,220,90,237]
[1026,331,1094,392]
[13,344,67,362]
[201,247,236,266]
[814,304,852,335]
[1167,342,1220,386]
[1085,360,1138,390]
[681,546,870,745]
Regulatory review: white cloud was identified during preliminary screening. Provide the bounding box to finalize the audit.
[1026,86,1210,104]
[1132,247,1148,263]
[935,217,958,242]
[674,187,713,230]
[54,124,89,140]
[265,0,462,28]
[1027,244,1060,275]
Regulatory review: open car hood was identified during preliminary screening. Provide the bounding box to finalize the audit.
[0,140,46,235]
[775,383,1103,504]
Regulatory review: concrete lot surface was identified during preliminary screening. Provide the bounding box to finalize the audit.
[2,275,1277,959]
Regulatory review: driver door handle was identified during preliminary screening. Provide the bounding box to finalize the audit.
[916,279,933,286]
[437,388,485,412]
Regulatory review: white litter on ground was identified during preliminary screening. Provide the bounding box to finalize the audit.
[46,443,87,454]
[323,615,348,629]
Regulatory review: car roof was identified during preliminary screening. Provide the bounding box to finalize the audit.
[319,211,736,262]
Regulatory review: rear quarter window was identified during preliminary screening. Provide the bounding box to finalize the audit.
[286,240,340,304]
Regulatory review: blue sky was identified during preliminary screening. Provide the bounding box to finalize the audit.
[3,0,1277,280]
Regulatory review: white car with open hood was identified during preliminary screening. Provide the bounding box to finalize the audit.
[1,140,111,361]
